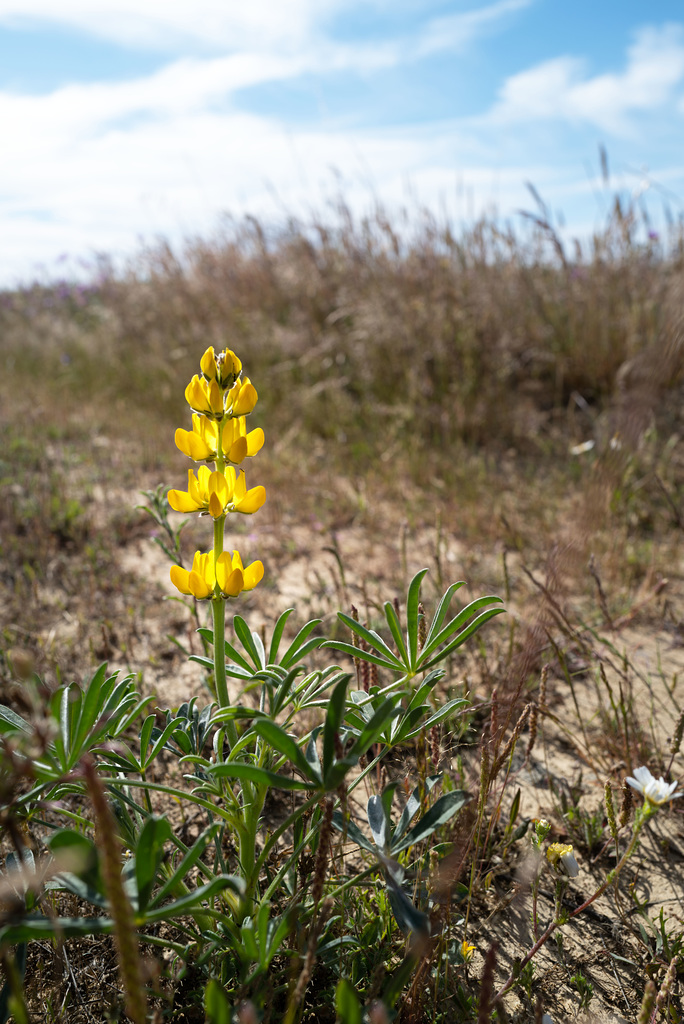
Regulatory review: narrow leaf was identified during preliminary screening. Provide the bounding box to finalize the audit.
[253,720,316,782]
[209,762,316,791]
[323,675,349,782]
[321,640,401,672]
[419,597,504,663]
[406,568,430,668]
[331,810,376,855]
[367,795,390,852]
[268,608,294,664]
[392,790,470,853]
[280,619,323,668]
[233,615,265,669]
[383,601,409,668]
[334,613,405,667]
[423,581,466,650]
[135,816,173,911]
[335,979,362,1024]
[419,608,506,670]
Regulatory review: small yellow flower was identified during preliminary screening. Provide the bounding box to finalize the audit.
[175,414,264,465]
[170,550,215,599]
[174,415,215,462]
[185,374,224,419]
[221,417,264,463]
[546,842,579,878]
[168,466,265,518]
[167,465,216,514]
[226,377,258,417]
[460,940,476,964]
[169,549,263,599]
[217,550,264,597]
[200,346,242,387]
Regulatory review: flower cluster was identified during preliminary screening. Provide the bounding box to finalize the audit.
[168,346,264,601]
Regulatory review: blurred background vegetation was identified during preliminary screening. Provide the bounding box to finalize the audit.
[2,186,684,682]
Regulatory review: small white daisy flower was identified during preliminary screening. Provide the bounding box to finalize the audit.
[626,766,683,806]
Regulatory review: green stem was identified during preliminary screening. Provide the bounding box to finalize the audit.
[212,595,230,713]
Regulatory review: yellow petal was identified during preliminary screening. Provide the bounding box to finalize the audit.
[208,379,223,416]
[188,469,204,507]
[208,491,224,518]
[185,376,209,413]
[167,488,199,513]
[209,470,230,505]
[245,427,264,456]
[227,436,248,463]
[218,349,242,386]
[194,551,216,587]
[175,428,192,458]
[200,346,218,380]
[188,570,213,599]
[234,485,266,514]
[232,470,247,501]
[170,565,192,595]
[242,560,264,591]
[233,380,258,416]
[188,433,214,461]
[221,567,244,597]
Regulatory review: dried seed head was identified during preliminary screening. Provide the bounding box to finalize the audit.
[605,780,618,841]
[619,777,634,828]
[670,708,684,757]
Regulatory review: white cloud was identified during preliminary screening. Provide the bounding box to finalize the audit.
[416,0,534,59]
[0,0,341,51]
[0,5,682,285]
[490,23,684,133]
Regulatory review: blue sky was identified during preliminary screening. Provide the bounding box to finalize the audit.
[1,0,684,284]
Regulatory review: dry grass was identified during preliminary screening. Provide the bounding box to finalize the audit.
[1,186,684,1022]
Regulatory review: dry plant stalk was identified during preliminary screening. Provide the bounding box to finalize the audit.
[83,757,147,1024]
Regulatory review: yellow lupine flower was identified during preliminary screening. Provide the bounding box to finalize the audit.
[174,416,215,462]
[226,377,258,417]
[175,414,264,464]
[208,467,266,517]
[185,374,224,419]
[170,550,215,599]
[170,549,263,599]
[168,466,265,518]
[222,417,264,463]
[168,465,216,514]
[200,346,242,388]
[217,550,264,596]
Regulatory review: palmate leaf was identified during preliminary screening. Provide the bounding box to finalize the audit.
[328,570,504,679]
